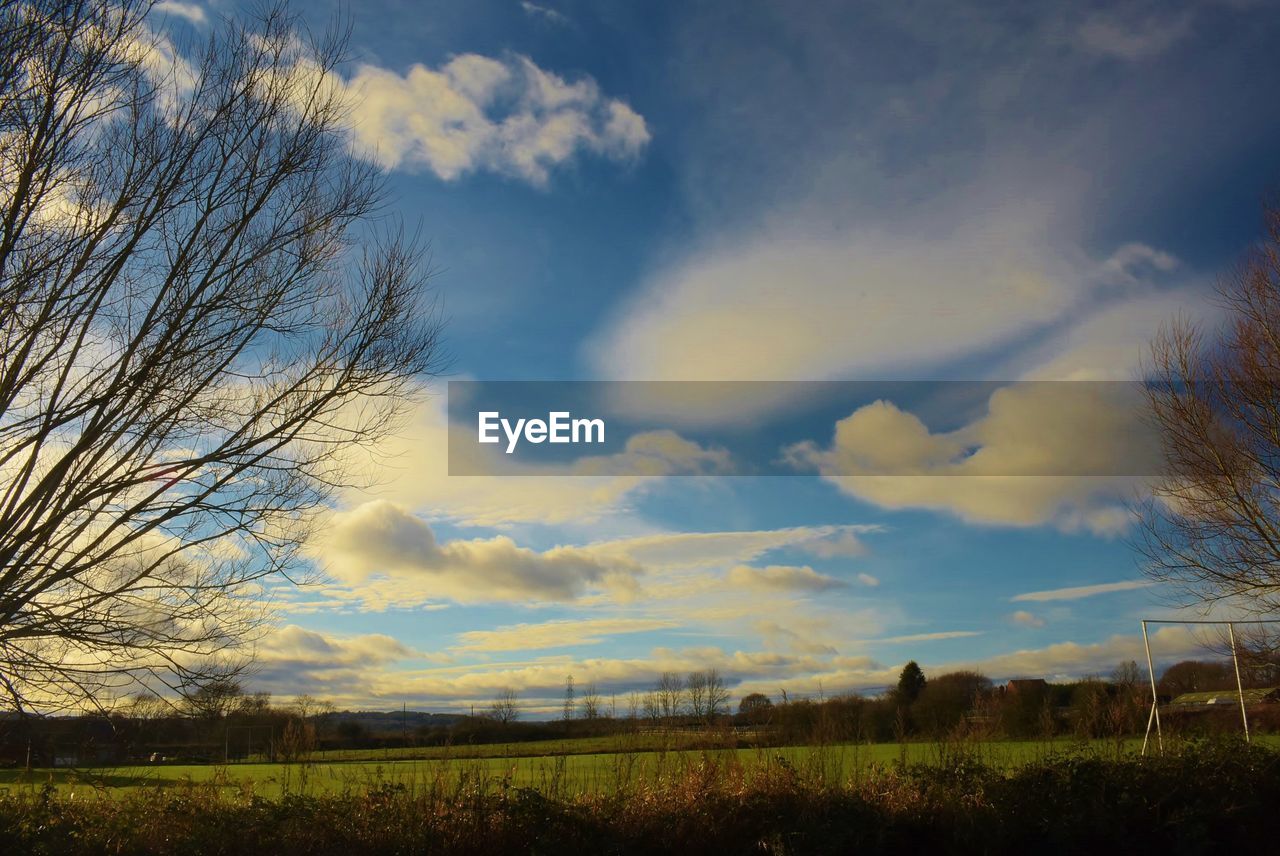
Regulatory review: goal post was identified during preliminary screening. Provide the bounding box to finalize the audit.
[1140,617,1280,755]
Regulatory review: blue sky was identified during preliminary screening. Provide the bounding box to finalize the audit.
[158,0,1280,714]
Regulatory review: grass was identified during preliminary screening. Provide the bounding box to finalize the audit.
[0,734,1240,798]
[1,740,1277,854]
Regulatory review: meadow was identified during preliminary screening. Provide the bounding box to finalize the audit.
[0,733,1254,798]
[0,738,1275,854]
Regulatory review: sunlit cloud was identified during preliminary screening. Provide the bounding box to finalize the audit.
[334,54,647,184]
[787,384,1153,534]
[726,564,845,593]
[1010,610,1047,628]
[1011,580,1155,602]
[453,617,678,652]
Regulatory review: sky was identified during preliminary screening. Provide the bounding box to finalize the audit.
[155,0,1280,715]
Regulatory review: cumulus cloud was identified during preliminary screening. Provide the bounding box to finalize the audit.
[565,430,734,476]
[333,394,734,528]
[856,573,880,587]
[248,625,426,701]
[786,383,1156,533]
[258,624,416,667]
[140,9,644,188]
[727,564,845,593]
[312,500,643,604]
[1011,580,1154,602]
[332,53,647,184]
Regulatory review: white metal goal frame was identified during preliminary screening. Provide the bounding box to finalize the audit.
[1140,617,1280,755]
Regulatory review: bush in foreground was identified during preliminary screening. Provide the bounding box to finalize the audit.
[0,741,1274,854]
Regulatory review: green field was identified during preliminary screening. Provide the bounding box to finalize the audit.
[1,734,1226,798]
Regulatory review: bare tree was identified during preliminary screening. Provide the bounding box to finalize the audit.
[121,691,168,722]
[0,1,443,712]
[580,681,601,720]
[656,671,684,721]
[642,690,660,725]
[1141,203,1280,613]
[290,694,334,723]
[705,668,730,720]
[178,669,244,721]
[488,687,519,725]
[685,670,708,718]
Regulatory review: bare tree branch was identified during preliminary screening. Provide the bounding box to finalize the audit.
[0,0,445,713]
[1140,202,1280,616]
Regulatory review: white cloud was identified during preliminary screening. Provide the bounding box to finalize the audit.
[308,505,882,611]
[312,500,644,605]
[258,624,416,668]
[1012,580,1154,602]
[337,394,729,527]
[152,2,206,26]
[521,2,570,26]
[589,217,1080,423]
[1099,242,1179,286]
[787,383,1155,533]
[333,53,648,184]
[856,573,880,587]
[1010,610,1047,628]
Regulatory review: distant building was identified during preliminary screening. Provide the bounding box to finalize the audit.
[1004,679,1048,695]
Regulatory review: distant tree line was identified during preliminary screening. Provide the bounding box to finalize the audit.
[8,653,1280,768]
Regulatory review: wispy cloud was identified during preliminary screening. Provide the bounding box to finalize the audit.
[1010,610,1046,628]
[727,564,845,593]
[153,1,206,26]
[1012,580,1154,602]
[521,1,570,26]
[1076,8,1195,61]
[863,631,983,644]
[454,617,677,652]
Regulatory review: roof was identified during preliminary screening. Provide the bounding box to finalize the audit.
[1169,687,1280,706]
[1005,679,1048,691]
